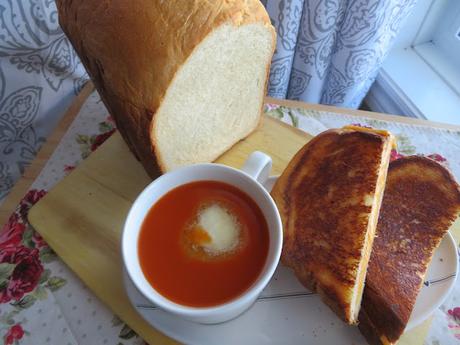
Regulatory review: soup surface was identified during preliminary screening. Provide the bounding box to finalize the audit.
[138,180,269,307]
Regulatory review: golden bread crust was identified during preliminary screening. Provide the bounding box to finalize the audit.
[271,127,393,324]
[359,156,460,344]
[56,0,274,175]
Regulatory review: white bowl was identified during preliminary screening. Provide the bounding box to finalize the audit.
[121,152,282,324]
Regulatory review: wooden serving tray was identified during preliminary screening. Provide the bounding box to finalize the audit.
[28,116,313,344]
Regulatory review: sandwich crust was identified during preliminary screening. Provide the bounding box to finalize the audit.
[271,127,394,324]
[359,156,460,344]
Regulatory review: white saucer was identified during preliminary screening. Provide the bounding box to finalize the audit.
[124,176,458,344]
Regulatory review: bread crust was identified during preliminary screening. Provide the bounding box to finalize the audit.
[359,156,460,344]
[57,0,275,176]
[271,127,393,324]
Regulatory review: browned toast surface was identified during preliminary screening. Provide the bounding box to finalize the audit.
[271,127,393,324]
[359,156,460,344]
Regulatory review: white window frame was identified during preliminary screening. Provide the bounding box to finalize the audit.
[365,0,460,125]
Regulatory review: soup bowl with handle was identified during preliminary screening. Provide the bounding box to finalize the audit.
[122,151,282,324]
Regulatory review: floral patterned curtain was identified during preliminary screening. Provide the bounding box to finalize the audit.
[263,0,417,107]
[0,1,88,202]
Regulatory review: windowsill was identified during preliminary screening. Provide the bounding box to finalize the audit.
[413,42,460,94]
[365,47,460,126]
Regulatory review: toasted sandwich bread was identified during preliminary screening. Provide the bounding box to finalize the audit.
[271,126,395,324]
[359,156,460,345]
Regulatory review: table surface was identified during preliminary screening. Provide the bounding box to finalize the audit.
[1,82,459,345]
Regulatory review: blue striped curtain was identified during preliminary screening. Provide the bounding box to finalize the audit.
[263,0,417,108]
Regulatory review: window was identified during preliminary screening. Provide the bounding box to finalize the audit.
[365,0,460,125]
[413,0,460,94]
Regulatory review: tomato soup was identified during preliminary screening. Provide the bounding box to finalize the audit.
[138,180,269,307]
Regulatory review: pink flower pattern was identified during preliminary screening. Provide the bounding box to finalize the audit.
[0,245,43,303]
[0,189,64,341]
[447,307,460,340]
[0,116,137,344]
[4,324,24,345]
[63,165,76,174]
[0,214,25,247]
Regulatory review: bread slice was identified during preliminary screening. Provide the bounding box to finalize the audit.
[359,156,460,345]
[57,0,276,175]
[271,126,395,324]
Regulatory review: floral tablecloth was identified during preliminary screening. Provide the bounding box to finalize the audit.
[1,91,460,345]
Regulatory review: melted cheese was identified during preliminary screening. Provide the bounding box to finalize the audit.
[350,129,396,322]
[343,126,397,149]
[193,204,240,255]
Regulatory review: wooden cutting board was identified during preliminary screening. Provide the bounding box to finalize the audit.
[28,116,313,344]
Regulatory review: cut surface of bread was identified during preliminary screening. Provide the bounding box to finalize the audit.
[57,0,275,176]
[271,126,394,324]
[154,23,274,170]
[359,156,460,345]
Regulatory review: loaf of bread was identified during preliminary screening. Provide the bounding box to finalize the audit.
[57,0,275,176]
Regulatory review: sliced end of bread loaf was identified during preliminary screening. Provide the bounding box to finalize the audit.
[57,0,275,176]
[153,22,275,171]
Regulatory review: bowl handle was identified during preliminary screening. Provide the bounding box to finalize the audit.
[240,151,272,186]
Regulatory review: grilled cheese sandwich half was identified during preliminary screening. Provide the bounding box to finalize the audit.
[359,156,460,344]
[271,126,394,324]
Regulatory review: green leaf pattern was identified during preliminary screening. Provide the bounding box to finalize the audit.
[38,269,51,285]
[112,316,140,341]
[99,121,113,133]
[111,315,123,327]
[286,110,299,128]
[39,247,57,263]
[76,134,93,159]
[33,286,48,300]
[22,228,34,248]
[76,118,115,158]
[46,277,67,292]
[11,295,36,309]
[396,134,417,155]
[118,324,137,340]
[265,106,299,128]
[0,263,16,282]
